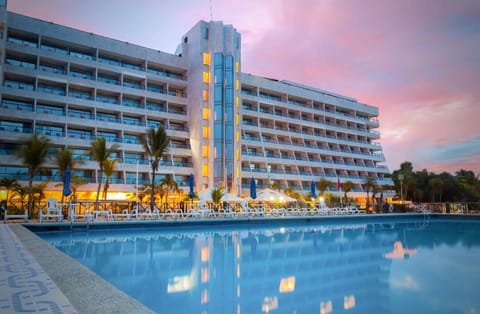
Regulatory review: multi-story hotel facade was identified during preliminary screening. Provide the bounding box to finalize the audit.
[0,4,393,201]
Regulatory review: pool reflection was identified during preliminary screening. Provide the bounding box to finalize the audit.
[41,219,480,314]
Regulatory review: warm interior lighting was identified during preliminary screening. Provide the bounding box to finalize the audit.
[202,126,209,139]
[201,288,209,304]
[261,296,278,313]
[201,246,210,262]
[202,164,209,177]
[202,89,209,101]
[236,79,240,90]
[203,52,211,65]
[202,145,209,158]
[385,241,417,259]
[203,71,210,84]
[235,61,239,72]
[344,295,355,310]
[279,276,295,293]
[202,108,210,119]
[236,95,239,107]
[320,301,333,314]
[201,267,209,283]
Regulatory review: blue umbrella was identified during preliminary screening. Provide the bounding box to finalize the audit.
[310,181,317,198]
[188,174,195,199]
[63,166,72,197]
[250,177,257,200]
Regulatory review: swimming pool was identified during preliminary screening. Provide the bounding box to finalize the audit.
[34,215,480,314]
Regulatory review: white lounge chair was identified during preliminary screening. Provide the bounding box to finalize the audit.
[39,198,63,222]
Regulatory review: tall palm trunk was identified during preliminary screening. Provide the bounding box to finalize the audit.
[150,167,156,212]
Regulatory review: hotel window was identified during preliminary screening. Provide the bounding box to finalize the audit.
[203,52,211,65]
[236,79,240,90]
[202,126,209,139]
[201,26,209,40]
[235,95,239,107]
[236,148,240,160]
[203,71,210,84]
[202,108,210,120]
[202,164,209,177]
[203,89,209,102]
[235,61,240,73]
[202,145,209,158]
[236,114,240,126]
[236,166,240,177]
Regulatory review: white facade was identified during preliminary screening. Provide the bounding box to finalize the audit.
[0,8,393,199]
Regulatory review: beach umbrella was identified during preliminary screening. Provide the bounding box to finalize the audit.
[63,166,72,197]
[311,181,317,198]
[255,188,296,202]
[188,174,195,199]
[250,177,257,200]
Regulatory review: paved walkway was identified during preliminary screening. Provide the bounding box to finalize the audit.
[0,224,77,313]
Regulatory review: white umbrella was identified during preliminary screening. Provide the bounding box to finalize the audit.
[198,188,243,202]
[255,188,297,202]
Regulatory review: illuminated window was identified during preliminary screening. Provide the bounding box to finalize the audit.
[235,61,239,72]
[202,164,209,176]
[320,301,333,314]
[344,295,355,310]
[235,95,239,107]
[203,52,211,65]
[201,246,210,262]
[279,276,295,293]
[202,108,210,119]
[202,126,209,139]
[203,71,210,84]
[202,145,209,158]
[236,79,240,90]
[201,267,209,283]
[236,148,240,160]
[201,289,209,304]
[202,89,209,101]
[236,166,240,177]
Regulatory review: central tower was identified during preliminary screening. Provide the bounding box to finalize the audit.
[181,21,241,194]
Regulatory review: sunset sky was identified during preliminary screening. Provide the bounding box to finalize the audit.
[8,0,480,175]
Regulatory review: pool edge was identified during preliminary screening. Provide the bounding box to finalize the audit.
[9,224,155,314]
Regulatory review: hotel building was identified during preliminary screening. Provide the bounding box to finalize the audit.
[0,4,393,200]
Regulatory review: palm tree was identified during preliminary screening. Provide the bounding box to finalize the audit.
[342,180,354,205]
[317,178,332,196]
[160,174,178,210]
[211,187,225,211]
[90,137,119,209]
[102,158,118,200]
[0,177,19,208]
[363,176,376,212]
[16,133,51,218]
[55,148,83,203]
[428,177,443,202]
[140,127,170,212]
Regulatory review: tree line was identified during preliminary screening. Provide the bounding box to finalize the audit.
[390,161,480,203]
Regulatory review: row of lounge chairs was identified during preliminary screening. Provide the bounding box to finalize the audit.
[7,198,366,223]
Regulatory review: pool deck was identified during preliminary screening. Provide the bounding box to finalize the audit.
[0,223,154,314]
[1,213,478,313]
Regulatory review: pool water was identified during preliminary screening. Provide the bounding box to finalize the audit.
[37,217,480,314]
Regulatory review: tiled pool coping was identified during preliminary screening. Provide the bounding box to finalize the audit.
[3,213,480,313]
[4,224,154,314]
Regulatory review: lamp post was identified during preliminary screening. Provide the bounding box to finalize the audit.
[398,174,404,204]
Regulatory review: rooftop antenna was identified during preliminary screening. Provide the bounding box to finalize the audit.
[209,0,213,21]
